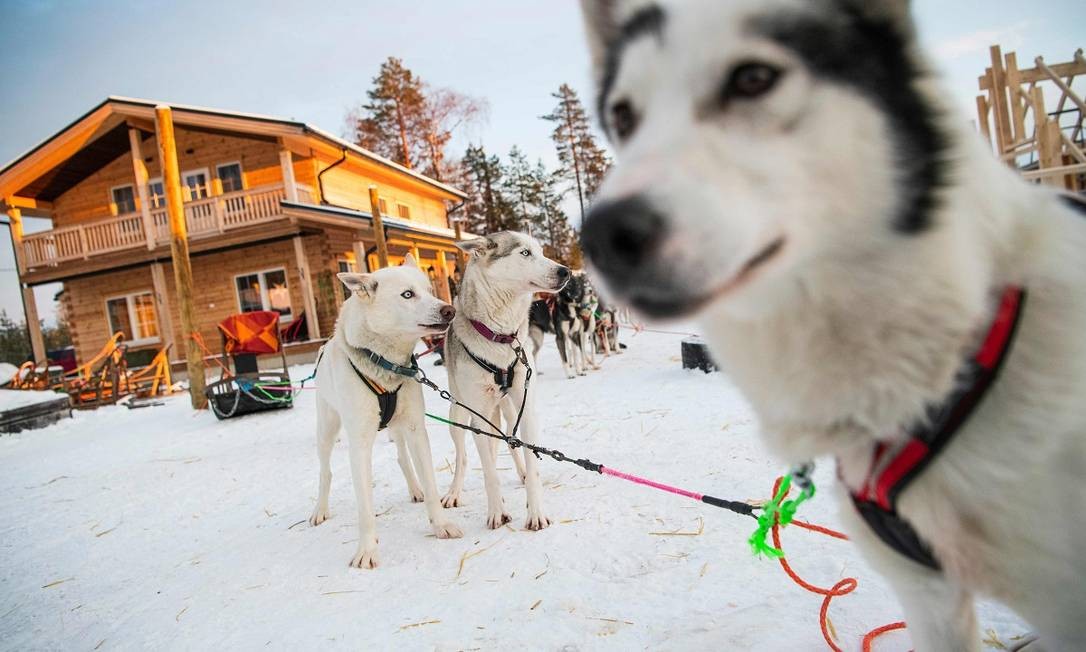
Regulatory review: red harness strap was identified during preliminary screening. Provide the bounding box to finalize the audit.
[850,286,1027,570]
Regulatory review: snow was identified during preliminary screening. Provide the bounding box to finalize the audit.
[0,388,66,411]
[0,328,1028,650]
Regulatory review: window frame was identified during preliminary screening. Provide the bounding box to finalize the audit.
[109,183,138,216]
[146,177,166,210]
[215,161,245,194]
[377,197,389,215]
[181,167,212,201]
[103,291,161,346]
[396,202,411,219]
[233,267,294,323]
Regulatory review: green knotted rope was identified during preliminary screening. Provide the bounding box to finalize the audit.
[749,472,816,558]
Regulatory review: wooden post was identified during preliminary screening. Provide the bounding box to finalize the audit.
[1004,52,1027,145]
[280,149,299,203]
[988,46,1013,155]
[975,95,992,146]
[128,128,156,250]
[155,105,205,410]
[22,285,46,363]
[6,205,26,274]
[369,187,389,269]
[434,250,452,303]
[293,235,321,341]
[1041,121,1065,187]
[452,218,467,271]
[150,262,176,358]
[352,240,368,272]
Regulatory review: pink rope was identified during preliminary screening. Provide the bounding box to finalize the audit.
[600,466,703,501]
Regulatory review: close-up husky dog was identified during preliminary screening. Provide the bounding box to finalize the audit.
[308,255,462,569]
[440,232,570,530]
[578,0,1086,649]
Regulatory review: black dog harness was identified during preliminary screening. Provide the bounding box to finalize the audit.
[346,348,419,431]
[465,319,518,394]
[848,286,1027,570]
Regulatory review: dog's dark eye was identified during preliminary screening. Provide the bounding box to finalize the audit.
[520,249,531,257]
[610,100,638,141]
[723,62,781,101]
[401,290,415,299]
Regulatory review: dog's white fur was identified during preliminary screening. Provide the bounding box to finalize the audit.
[440,232,569,530]
[580,0,1086,648]
[309,255,462,568]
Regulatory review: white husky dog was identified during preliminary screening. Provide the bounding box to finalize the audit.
[308,254,462,569]
[578,0,1085,649]
[440,232,570,530]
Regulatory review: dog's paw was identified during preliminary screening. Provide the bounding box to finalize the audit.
[486,511,512,530]
[524,512,551,531]
[441,492,461,508]
[349,546,380,569]
[409,487,425,503]
[308,508,329,527]
[432,521,463,539]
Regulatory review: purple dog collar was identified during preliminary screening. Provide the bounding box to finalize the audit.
[469,319,517,344]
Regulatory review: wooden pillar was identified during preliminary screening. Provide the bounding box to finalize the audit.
[352,240,368,272]
[22,285,46,363]
[452,218,467,271]
[368,187,389,269]
[155,105,205,410]
[434,249,452,303]
[988,46,1013,155]
[1004,52,1026,146]
[128,128,156,250]
[293,235,321,341]
[975,95,992,147]
[280,149,299,203]
[6,205,26,274]
[150,262,176,358]
[411,244,421,263]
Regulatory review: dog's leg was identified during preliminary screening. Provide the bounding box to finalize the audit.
[556,323,575,379]
[345,429,380,569]
[501,388,550,530]
[571,328,587,376]
[391,430,424,503]
[508,444,527,484]
[584,317,600,369]
[309,398,340,527]
[399,411,463,540]
[441,403,469,508]
[470,410,511,529]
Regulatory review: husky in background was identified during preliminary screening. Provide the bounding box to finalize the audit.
[308,254,461,569]
[578,0,1086,648]
[553,272,600,378]
[527,297,554,372]
[440,232,570,530]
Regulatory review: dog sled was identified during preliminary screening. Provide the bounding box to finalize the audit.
[205,311,294,420]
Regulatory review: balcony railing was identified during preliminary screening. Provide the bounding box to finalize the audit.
[22,183,309,269]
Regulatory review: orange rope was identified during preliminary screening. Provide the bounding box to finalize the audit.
[190,332,232,376]
[768,478,908,651]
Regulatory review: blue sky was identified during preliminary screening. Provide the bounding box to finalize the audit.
[1,0,1083,329]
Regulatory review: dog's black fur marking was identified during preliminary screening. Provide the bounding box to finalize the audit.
[751,1,950,234]
[597,4,666,137]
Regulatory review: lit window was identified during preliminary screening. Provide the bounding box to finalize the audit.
[377,197,389,215]
[217,163,244,193]
[105,292,160,343]
[147,179,166,209]
[111,185,137,215]
[235,268,293,321]
[397,203,411,219]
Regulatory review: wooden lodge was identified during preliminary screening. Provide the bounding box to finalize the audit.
[0,97,468,369]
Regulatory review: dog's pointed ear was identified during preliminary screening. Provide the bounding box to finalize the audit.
[338,272,377,299]
[402,253,419,269]
[579,0,621,76]
[851,0,914,31]
[455,236,496,259]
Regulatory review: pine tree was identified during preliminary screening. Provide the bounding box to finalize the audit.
[541,84,612,222]
[349,57,426,168]
[503,147,538,235]
[460,145,514,235]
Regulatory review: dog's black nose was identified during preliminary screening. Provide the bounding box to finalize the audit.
[556,266,570,280]
[581,197,666,275]
[439,304,455,321]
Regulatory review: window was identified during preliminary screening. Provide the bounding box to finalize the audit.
[105,292,160,344]
[182,169,211,201]
[377,197,389,215]
[111,185,137,215]
[217,162,244,193]
[396,203,411,219]
[147,179,166,209]
[235,268,293,321]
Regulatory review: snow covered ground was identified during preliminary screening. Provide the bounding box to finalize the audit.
[1,328,1028,650]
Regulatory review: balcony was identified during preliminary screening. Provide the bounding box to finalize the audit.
[21,182,315,269]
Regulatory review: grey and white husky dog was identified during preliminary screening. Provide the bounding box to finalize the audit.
[578,0,1086,649]
[440,231,570,531]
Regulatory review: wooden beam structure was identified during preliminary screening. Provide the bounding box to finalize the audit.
[293,235,321,341]
[22,285,46,363]
[279,148,299,203]
[128,127,156,250]
[369,186,390,269]
[155,105,206,410]
[150,261,176,359]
